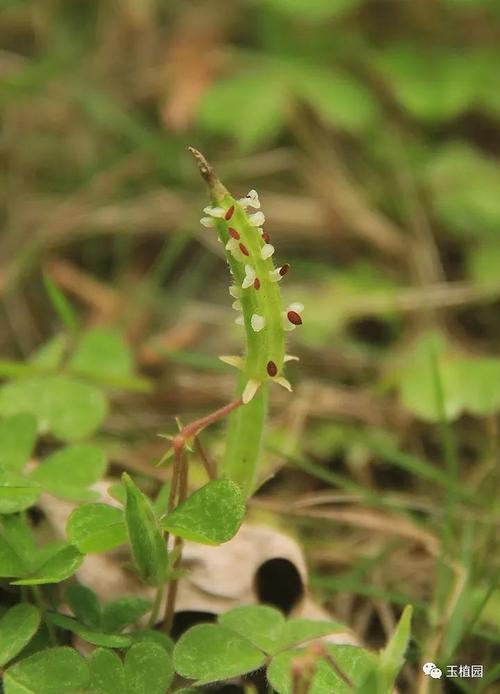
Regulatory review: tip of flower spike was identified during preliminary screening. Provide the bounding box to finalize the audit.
[219,355,244,370]
[188,146,228,201]
[242,379,260,404]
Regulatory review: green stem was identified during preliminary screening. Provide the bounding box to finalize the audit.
[148,584,165,627]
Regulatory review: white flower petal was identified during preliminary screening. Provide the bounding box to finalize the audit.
[261,243,275,260]
[269,268,283,283]
[203,205,225,218]
[251,314,265,332]
[219,355,244,370]
[288,302,304,313]
[200,217,215,228]
[242,264,256,289]
[229,285,242,299]
[248,211,265,227]
[273,376,293,392]
[284,354,300,362]
[242,379,260,404]
[235,315,244,326]
[232,300,242,311]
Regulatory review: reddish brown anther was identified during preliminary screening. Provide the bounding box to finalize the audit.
[279,264,290,276]
[262,231,271,244]
[228,227,240,240]
[267,360,278,377]
[287,310,302,325]
[239,243,249,256]
[253,277,261,290]
[225,205,235,221]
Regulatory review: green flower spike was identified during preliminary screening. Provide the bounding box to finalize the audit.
[190,148,303,495]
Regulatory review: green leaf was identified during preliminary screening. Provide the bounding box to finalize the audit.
[0,413,37,473]
[122,473,168,586]
[4,646,89,694]
[257,0,359,21]
[66,584,101,629]
[12,545,84,585]
[161,480,245,545]
[101,597,152,633]
[30,444,107,501]
[43,273,79,334]
[0,375,108,441]
[124,643,174,694]
[173,623,266,684]
[131,629,174,652]
[0,535,26,577]
[276,618,350,653]
[69,328,139,388]
[376,605,412,691]
[46,613,131,648]
[0,515,36,571]
[0,472,41,514]
[0,604,41,667]
[67,503,127,553]
[219,605,285,653]
[295,67,378,132]
[88,648,125,694]
[30,334,68,369]
[267,645,376,694]
[198,70,287,151]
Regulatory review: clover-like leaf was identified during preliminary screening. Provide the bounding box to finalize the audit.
[124,643,174,694]
[66,584,101,629]
[67,503,127,553]
[173,623,266,685]
[101,597,152,633]
[3,646,89,694]
[30,444,107,501]
[0,535,26,577]
[11,545,84,585]
[0,375,108,441]
[46,613,131,648]
[0,413,37,473]
[161,480,245,545]
[88,648,126,694]
[219,605,285,653]
[275,618,350,653]
[0,604,41,667]
[268,644,376,694]
[0,470,41,514]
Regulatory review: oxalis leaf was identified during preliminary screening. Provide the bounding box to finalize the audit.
[173,623,266,685]
[88,648,125,694]
[11,544,84,585]
[219,605,350,655]
[124,643,174,694]
[267,644,376,694]
[3,646,90,694]
[66,584,101,629]
[161,479,245,544]
[46,612,132,648]
[0,375,108,441]
[30,444,107,501]
[101,597,152,633]
[0,471,41,514]
[0,603,41,667]
[67,502,127,553]
[0,413,37,473]
[122,473,169,586]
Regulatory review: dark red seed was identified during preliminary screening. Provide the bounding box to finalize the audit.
[228,227,240,240]
[262,231,271,244]
[225,205,235,221]
[254,277,261,290]
[267,360,278,377]
[287,310,302,325]
[239,243,249,256]
[279,264,290,276]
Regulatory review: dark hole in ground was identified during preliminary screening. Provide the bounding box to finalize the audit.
[255,558,304,615]
[169,610,217,640]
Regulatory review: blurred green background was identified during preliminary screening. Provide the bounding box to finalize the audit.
[1,0,500,690]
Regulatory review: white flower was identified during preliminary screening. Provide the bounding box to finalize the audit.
[203,205,226,218]
[248,211,265,227]
[242,264,256,289]
[229,285,242,299]
[261,243,275,260]
[200,217,215,228]
[238,189,261,210]
[272,376,292,392]
[242,379,260,404]
[235,315,244,326]
[251,314,265,332]
[232,300,242,311]
[219,355,244,370]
